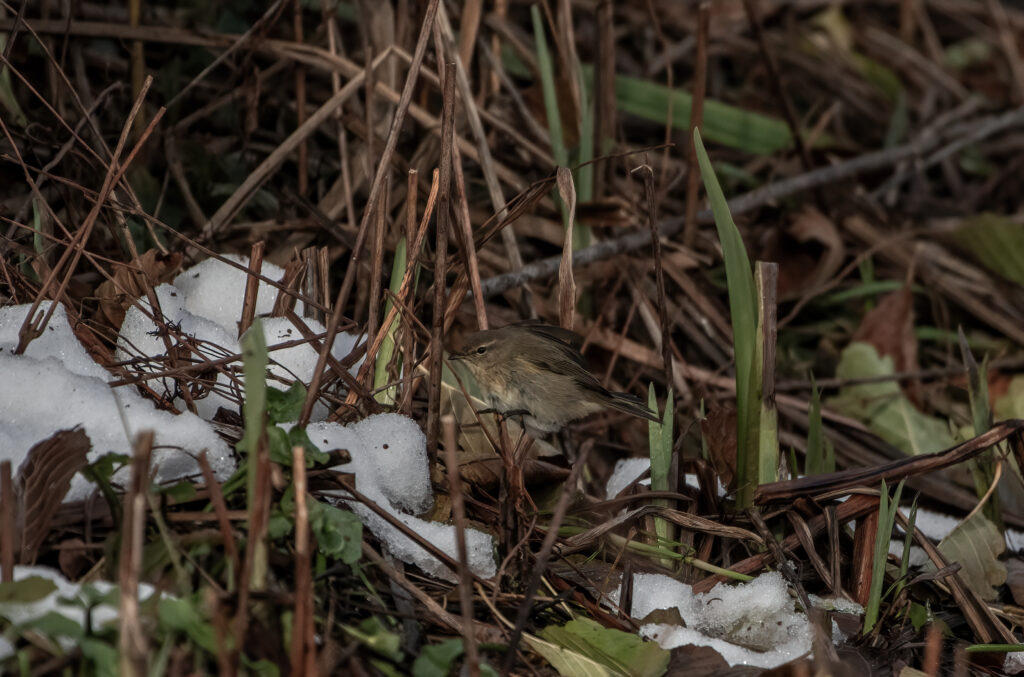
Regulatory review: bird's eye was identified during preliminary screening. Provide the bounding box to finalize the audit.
[476,346,487,354]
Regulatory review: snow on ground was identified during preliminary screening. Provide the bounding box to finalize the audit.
[0,565,159,659]
[618,571,862,669]
[605,457,727,498]
[0,255,495,582]
[0,302,234,500]
[307,414,496,580]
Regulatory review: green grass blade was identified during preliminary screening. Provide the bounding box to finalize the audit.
[586,67,796,154]
[373,237,408,405]
[806,376,824,475]
[648,385,674,567]
[531,5,567,168]
[694,129,759,507]
[239,318,269,592]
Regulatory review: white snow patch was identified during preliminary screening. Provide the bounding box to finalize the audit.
[621,571,859,669]
[0,566,159,658]
[309,414,496,580]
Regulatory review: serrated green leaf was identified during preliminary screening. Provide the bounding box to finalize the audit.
[267,382,307,424]
[309,501,363,564]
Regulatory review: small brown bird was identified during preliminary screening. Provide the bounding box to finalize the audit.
[449,323,659,434]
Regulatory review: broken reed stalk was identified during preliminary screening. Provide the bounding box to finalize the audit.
[556,167,577,330]
[400,169,419,415]
[198,451,241,586]
[442,415,480,677]
[232,431,273,669]
[683,2,710,249]
[1,461,12,582]
[343,171,440,405]
[239,241,265,337]
[636,164,674,395]
[755,262,779,487]
[427,61,456,460]
[293,0,308,195]
[452,141,489,330]
[367,176,390,351]
[849,503,877,607]
[290,445,316,677]
[118,431,153,677]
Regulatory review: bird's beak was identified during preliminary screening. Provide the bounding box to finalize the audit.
[448,351,466,361]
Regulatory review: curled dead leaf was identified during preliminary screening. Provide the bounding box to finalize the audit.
[95,250,183,329]
[763,207,845,301]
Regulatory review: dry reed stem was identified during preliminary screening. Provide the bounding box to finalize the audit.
[428,61,456,460]
[683,2,709,249]
[239,242,265,337]
[442,415,480,677]
[0,462,12,582]
[118,431,153,677]
[290,445,316,676]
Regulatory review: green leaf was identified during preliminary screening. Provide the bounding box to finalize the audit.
[0,576,57,604]
[81,638,119,677]
[994,374,1024,420]
[241,657,281,677]
[829,343,955,456]
[309,501,363,564]
[537,618,669,677]
[267,425,293,465]
[158,597,217,652]
[19,610,84,638]
[934,512,1006,601]
[267,382,307,425]
[525,633,621,677]
[288,426,329,465]
[950,213,1024,286]
[343,616,403,662]
[694,129,759,508]
[160,481,197,502]
[532,4,567,167]
[373,236,408,406]
[907,602,930,631]
[412,638,464,677]
[594,69,794,155]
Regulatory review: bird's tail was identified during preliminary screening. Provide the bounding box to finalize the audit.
[605,391,660,423]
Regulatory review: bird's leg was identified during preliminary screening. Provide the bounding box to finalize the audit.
[498,408,533,422]
[558,427,578,465]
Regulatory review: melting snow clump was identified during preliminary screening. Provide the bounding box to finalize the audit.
[623,571,858,669]
[0,566,159,659]
[309,414,496,580]
[0,302,235,500]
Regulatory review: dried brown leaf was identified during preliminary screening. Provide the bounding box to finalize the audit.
[557,166,577,330]
[701,406,737,490]
[768,206,845,301]
[852,286,917,375]
[15,428,91,564]
[95,250,184,329]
